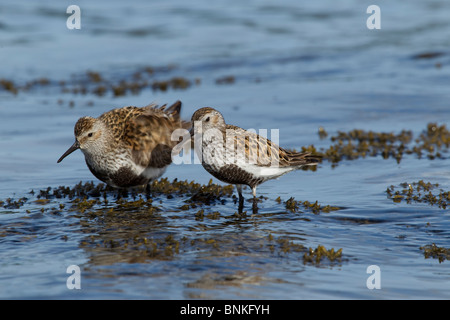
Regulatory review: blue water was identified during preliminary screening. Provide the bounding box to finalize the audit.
[0,0,449,299]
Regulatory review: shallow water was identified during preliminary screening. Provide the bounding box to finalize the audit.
[1,0,449,300]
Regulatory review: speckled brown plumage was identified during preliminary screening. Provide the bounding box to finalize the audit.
[190,107,321,207]
[58,101,189,189]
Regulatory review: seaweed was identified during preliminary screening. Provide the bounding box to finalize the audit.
[420,243,450,263]
[308,123,449,166]
[0,66,198,97]
[302,245,343,266]
[386,180,449,209]
[284,197,340,214]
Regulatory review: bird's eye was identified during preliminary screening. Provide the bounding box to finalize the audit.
[88,132,93,137]
[205,117,210,122]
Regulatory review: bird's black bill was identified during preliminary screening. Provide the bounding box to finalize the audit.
[57,141,80,163]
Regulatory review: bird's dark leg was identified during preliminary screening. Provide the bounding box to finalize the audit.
[251,186,258,213]
[236,184,244,213]
[145,183,151,199]
[116,188,128,200]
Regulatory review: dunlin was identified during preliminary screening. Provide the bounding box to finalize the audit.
[190,107,321,209]
[58,101,188,191]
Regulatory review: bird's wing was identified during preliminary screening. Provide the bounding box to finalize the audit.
[224,124,320,167]
[224,124,282,167]
[123,101,185,168]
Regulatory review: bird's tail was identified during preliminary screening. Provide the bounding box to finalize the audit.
[165,100,182,118]
[167,101,191,130]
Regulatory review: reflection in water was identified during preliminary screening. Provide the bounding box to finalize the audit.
[72,181,344,268]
